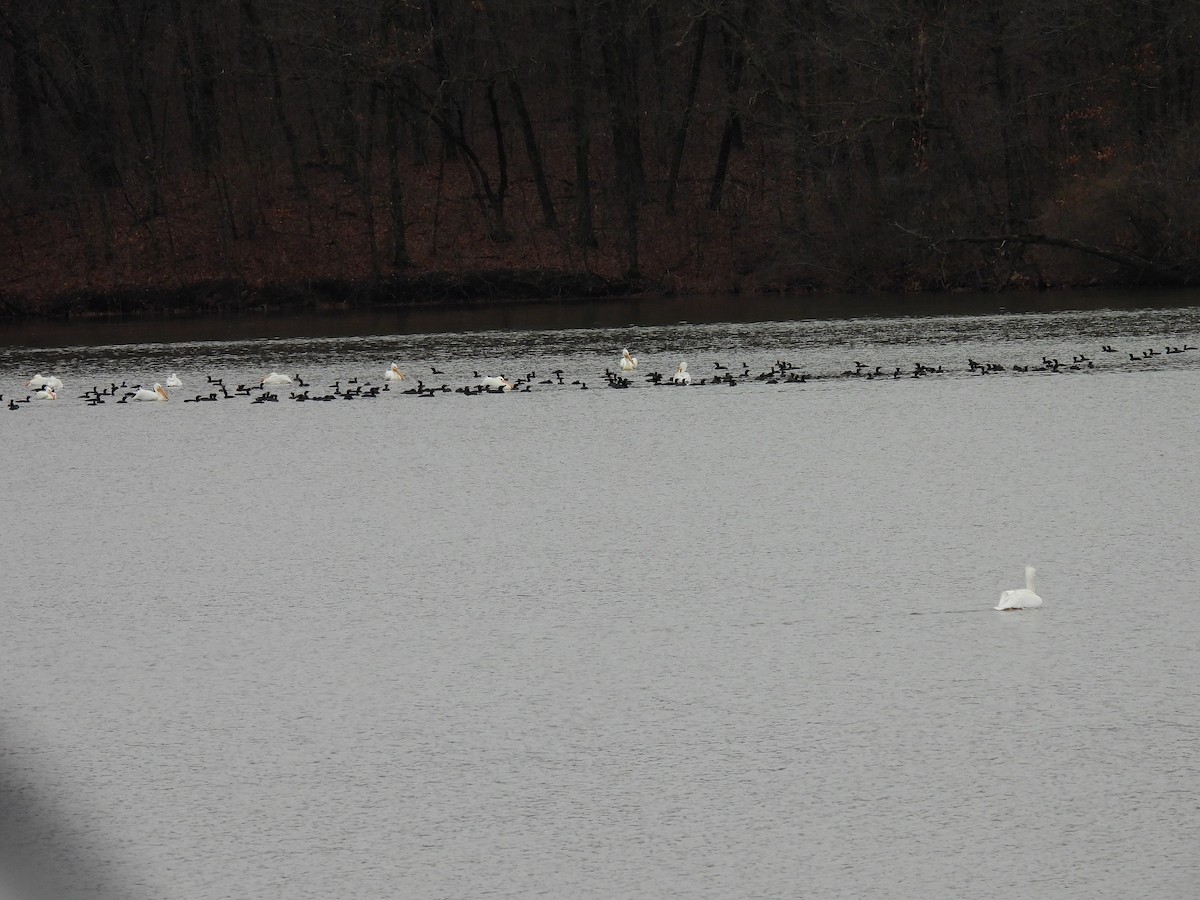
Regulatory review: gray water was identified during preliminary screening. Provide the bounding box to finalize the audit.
[2,298,1199,899]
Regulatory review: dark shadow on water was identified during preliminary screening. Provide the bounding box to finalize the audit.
[908,609,997,615]
[4,287,1200,349]
[0,723,136,900]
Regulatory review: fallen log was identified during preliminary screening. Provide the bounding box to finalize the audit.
[939,233,1200,286]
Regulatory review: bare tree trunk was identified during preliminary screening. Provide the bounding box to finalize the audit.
[239,0,307,195]
[597,0,645,196]
[485,79,511,241]
[987,3,1028,229]
[427,0,464,161]
[708,121,736,211]
[107,0,163,216]
[336,78,361,184]
[666,14,707,215]
[172,0,222,167]
[597,0,642,276]
[360,83,381,277]
[1,13,47,188]
[49,12,124,190]
[478,2,558,228]
[385,82,411,269]
[708,7,749,210]
[564,0,596,248]
[508,78,558,228]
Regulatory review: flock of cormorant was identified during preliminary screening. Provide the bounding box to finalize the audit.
[5,341,1197,409]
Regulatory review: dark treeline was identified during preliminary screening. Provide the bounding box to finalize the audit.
[2,0,1199,311]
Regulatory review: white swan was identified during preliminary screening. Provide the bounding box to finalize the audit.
[619,348,638,371]
[996,565,1043,610]
[384,363,408,382]
[165,373,183,388]
[261,372,292,386]
[133,383,169,402]
[670,361,691,384]
[32,387,57,400]
[479,375,515,391]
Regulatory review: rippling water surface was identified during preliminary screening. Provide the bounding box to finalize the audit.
[2,295,1199,899]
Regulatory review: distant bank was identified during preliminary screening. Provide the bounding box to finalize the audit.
[0,270,635,321]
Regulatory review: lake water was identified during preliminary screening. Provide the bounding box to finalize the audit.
[2,293,1199,899]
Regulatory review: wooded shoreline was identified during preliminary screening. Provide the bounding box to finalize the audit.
[0,261,1189,324]
[0,270,635,321]
[4,3,1199,320]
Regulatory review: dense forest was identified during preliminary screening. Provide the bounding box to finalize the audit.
[2,0,1199,314]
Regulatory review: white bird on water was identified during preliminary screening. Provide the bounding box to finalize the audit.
[670,361,691,384]
[261,372,292,386]
[133,383,170,402]
[619,348,638,371]
[27,374,63,392]
[479,375,515,391]
[33,387,58,400]
[165,373,183,388]
[996,565,1042,610]
[384,363,407,382]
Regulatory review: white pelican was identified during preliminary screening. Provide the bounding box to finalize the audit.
[133,383,169,402]
[619,348,638,371]
[165,373,183,388]
[670,361,691,384]
[384,363,408,382]
[26,374,63,391]
[261,372,292,386]
[33,387,57,400]
[479,375,515,391]
[996,565,1043,610]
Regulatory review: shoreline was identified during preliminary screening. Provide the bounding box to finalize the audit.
[0,270,637,321]
[0,270,1160,324]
